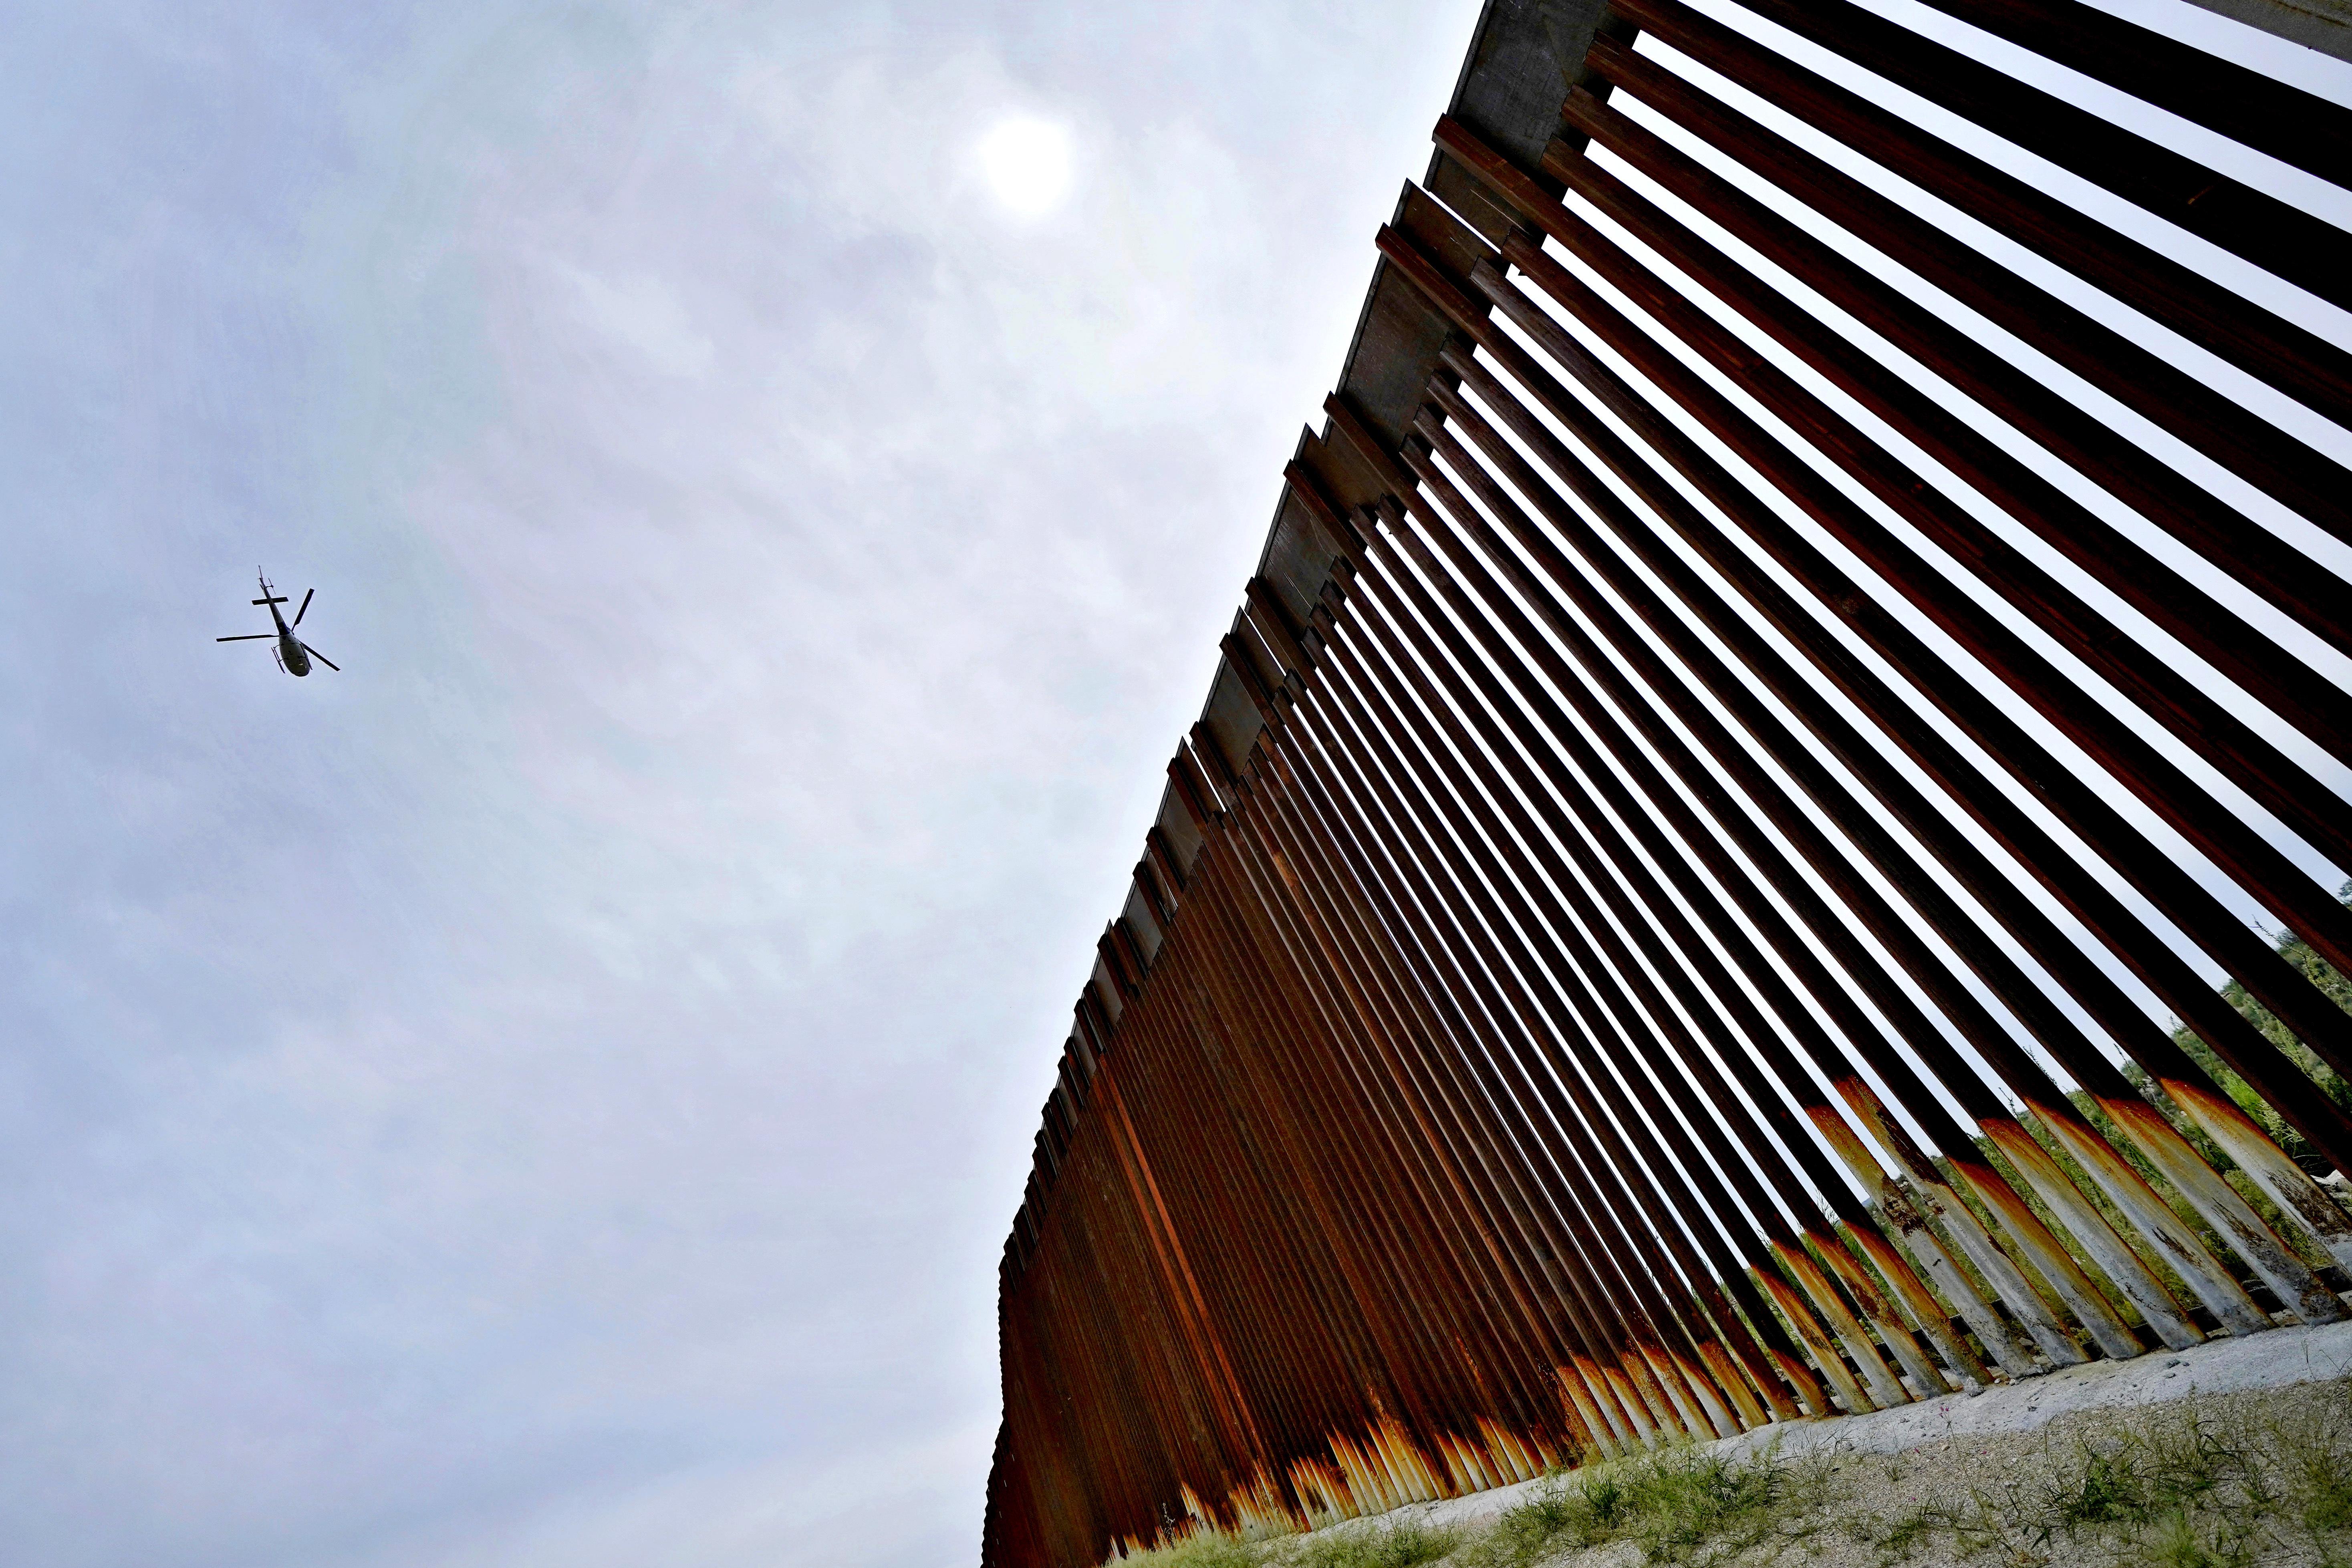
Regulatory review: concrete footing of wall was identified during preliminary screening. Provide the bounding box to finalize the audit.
[1364,1320,2352,1537]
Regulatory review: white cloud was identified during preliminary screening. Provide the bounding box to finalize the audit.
[560,265,715,378]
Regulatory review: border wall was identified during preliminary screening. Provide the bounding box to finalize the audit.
[980,3,2352,1564]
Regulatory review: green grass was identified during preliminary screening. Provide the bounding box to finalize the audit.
[1463,1441,1835,1567]
[1281,1518,1461,1568]
[2281,1396,2352,1539]
[1108,1517,1455,1568]
[1109,1531,1265,1568]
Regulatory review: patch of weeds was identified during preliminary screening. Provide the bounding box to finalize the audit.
[2140,1508,2261,1568]
[1629,1448,1830,1564]
[2305,1465,2352,1536]
[2139,1417,2247,1513]
[1466,1466,1641,1565]
[1578,1469,1634,1538]
[2272,1382,2352,1544]
[1916,1485,2045,1568]
[1473,1478,1590,1566]
[2036,1440,2146,1536]
[1846,1501,1966,1566]
[1281,1518,1459,1568]
[1110,1528,1265,1568]
[1993,1421,2251,1550]
[1463,1441,1837,1567]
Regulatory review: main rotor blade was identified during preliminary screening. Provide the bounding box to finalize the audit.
[293,588,314,627]
[299,641,339,671]
[217,634,274,641]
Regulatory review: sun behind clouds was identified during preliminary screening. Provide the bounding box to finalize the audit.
[975,115,1074,216]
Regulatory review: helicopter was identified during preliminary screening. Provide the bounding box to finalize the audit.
[217,568,339,676]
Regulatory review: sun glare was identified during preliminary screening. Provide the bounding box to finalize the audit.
[977,116,1074,217]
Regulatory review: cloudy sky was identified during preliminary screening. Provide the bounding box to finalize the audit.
[0,2,1484,1563]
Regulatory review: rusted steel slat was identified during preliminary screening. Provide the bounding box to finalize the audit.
[1097,926,1140,1001]
[1455,148,2352,866]
[1704,0,2352,311]
[1356,501,1929,1406]
[1413,382,2044,1375]
[1250,742,1642,1455]
[1538,97,2352,675]
[1133,859,1174,931]
[1322,568,1868,1413]
[1267,664,1776,1430]
[1299,572,1812,1421]
[1297,639,1784,1433]
[1193,783,1562,1464]
[1459,233,2352,1001]
[1146,825,1190,900]
[1277,626,1763,1437]
[1246,577,1316,682]
[1440,124,2352,1184]
[1263,654,1757,1434]
[1907,0,2352,186]
[1410,328,2154,1359]
[1218,758,1579,1444]
[1606,0,2352,424]
[1399,429,2004,1383]
[1564,52,2352,549]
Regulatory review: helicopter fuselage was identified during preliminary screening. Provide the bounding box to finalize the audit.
[268,605,312,676]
